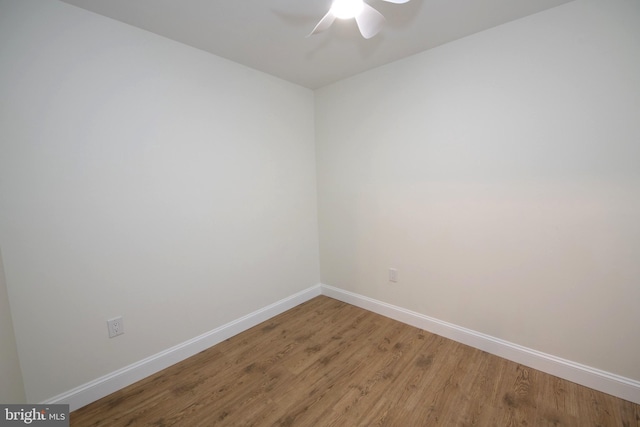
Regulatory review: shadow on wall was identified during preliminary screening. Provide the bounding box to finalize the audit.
[0,246,27,403]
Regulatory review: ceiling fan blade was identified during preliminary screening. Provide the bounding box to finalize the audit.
[354,3,386,39]
[307,11,336,37]
[380,0,410,3]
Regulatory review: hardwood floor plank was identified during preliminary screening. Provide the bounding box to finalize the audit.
[71,296,640,426]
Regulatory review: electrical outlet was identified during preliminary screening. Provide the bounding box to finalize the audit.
[107,316,124,338]
[389,268,398,283]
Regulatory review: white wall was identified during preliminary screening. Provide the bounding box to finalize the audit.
[316,0,640,382]
[0,0,319,403]
[0,248,26,403]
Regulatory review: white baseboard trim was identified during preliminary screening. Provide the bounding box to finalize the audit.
[44,284,322,411]
[44,283,639,410]
[320,284,640,405]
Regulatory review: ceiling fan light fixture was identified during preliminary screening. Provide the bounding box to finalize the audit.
[330,0,364,19]
[308,0,409,39]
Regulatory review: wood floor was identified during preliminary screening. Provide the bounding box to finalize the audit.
[71,296,639,426]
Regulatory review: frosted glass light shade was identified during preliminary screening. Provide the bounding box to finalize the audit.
[330,0,364,19]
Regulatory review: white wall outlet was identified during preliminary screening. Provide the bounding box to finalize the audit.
[107,316,124,338]
[389,268,398,283]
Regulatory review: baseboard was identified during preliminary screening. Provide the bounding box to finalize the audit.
[43,284,322,411]
[320,284,640,405]
[43,282,639,410]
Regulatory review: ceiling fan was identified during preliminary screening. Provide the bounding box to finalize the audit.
[308,0,410,39]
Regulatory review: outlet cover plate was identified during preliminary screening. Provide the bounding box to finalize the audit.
[107,316,124,338]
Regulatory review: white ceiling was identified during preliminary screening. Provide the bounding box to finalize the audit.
[60,0,574,89]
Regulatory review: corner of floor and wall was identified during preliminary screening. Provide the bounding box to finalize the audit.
[1,0,639,412]
[33,284,640,410]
